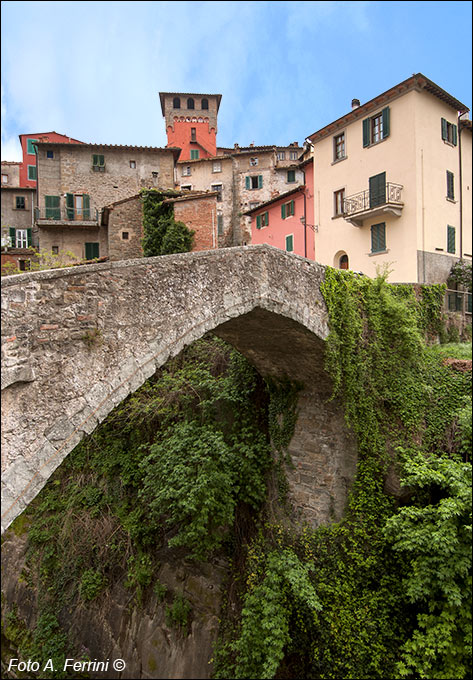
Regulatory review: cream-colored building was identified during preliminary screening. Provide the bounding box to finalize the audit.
[308,73,472,283]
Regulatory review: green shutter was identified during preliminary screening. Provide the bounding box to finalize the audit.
[245,176,251,190]
[264,211,269,226]
[447,225,455,254]
[446,171,454,200]
[258,175,263,189]
[290,200,294,216]
[27,139,38,154]
[382,107,390,138]
[28,166,37,180]
[83,194,90,219]
[441,118,447,141]
[287,169,295,182]
[452,124,458,146]
[85,242,100,260]
[45,195,60,219]
[66,193,74,220]
[369,172,386,208]
[256,215,262,229]
[371,223,386,253]
[26,229,32,247]
[9,227,16,247]
[285,235,293,252]
[363,118,370,147]
[281,203,286,219]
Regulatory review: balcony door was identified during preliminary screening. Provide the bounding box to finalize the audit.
[369,172,386,209]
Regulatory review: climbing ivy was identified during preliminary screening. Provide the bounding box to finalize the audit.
[141,188,194,256]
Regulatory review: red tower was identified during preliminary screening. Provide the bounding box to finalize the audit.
[18,131,83,188]
[159,92,222,162]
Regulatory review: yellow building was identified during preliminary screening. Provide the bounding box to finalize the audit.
[308,73,472,283]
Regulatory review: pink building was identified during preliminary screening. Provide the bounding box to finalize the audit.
[246,157,315,259]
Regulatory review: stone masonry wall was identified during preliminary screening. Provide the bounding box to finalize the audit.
[108,196,144,261]
[172,195,218,251]
[1,245,358,532]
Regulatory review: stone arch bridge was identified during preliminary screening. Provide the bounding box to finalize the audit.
[1,245,357,532]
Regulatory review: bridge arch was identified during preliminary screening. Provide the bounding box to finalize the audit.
[1,245,357,531]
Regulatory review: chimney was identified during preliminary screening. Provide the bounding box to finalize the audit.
[351,98,361,110]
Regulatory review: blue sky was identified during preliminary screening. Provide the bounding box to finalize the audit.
[1,1,472,160]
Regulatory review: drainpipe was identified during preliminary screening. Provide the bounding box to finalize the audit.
[301,170,307,258]
[34,143,39,250]
[458,113,463,260]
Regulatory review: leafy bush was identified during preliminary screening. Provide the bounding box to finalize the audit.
[79,569,105,601]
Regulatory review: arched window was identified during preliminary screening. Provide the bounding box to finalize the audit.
[173,97,181,109]
[339,254,349,269]
[187,97,195,110]
[201,98,209,110]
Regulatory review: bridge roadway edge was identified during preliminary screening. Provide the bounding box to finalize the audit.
[1,245,358,532]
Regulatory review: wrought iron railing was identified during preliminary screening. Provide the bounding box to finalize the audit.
[35,207,99,222]
[343,182,403,216]
[445,289,472,315]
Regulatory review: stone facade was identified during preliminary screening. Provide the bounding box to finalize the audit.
[106,195,144,261]
[169,193,219,251]
[1,245,358,532]
[34,143,180,261]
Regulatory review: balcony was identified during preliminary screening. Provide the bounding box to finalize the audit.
[343,182,403,227]
[35,206,100,227]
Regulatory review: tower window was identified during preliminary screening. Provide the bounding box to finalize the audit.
[173,97,181,109]
[191,128,197,142]
[201,98,209,110]
[187,97,195,110]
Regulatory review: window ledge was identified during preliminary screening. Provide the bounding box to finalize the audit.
[364,137,388,150]
[331,156,347,166]
[446,197,457,204]
[332,214,344,220]
[368,249,390,257]
[443,140,456,148]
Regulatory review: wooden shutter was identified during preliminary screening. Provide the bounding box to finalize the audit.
[446,171,454,200]
[452,124,458,146]
[285,235,293,252]
[441,118,448,141]
[256,215,262,229]
[290,200,295,216]
[258,175,263,189]
[66,193,74,220]
[382,107,390,138]
[447,225,455,254]
[83,194,90,219]
[85,242,99,260]
[264,211,269,226]
[9,227,16,247]
[362,118,370,147]
[27,229,32,247]
[245,176,250,190]
[281,203,286,219]
[369,172,386,208]
[45,195,60,219]
[371,223,386,252]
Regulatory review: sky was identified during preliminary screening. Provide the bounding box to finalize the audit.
[1,1,472,160]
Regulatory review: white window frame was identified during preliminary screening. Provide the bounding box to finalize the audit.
[212,161,222,173]
[16,229,28,248]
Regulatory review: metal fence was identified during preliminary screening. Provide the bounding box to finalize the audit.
[445,289,472,315]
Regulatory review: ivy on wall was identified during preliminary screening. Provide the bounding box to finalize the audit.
[141,188,194,256]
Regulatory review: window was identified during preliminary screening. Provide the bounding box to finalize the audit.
[191,128,197,142]
[212,161,221,173]
[46,150,54,159]
[246,175,263,190]
[287,169,296,183]
[289,150,299,160]
[334,189,345,216]
[15,196,26,210]
[27,138,38,155]
[277,151,286,161]
[281,200,295,219]
[447,225,456,254]
[92,154,105,171]
[250,157,258,166]
[9,228,31,248]
[256,212,269,229]
[217,214,224,235]
[339,254,349,269]
[201,98,209,110]
[122,232,129,240]
[1,174,8,184]
[334,132,346,160]
[65,193,90,220]
[369,172,386,208]
[52,246,59,255]
[441,118,457,146]
[28,165,37,180]
[130,160,136,169]
[446,171,455,200]
[371,222,386,253]
[182,165,191,176]
[363,107,390,147]
[180,184,192,191]
[19,259,31,271]
[211,184,223,202]
[187,97,195,110]
[285,234,294,252]
[173,97,181,109]
[190,149,199,160]
[152,171,159,178]
[85,242,99,260]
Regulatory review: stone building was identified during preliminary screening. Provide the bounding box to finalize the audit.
[1,161,36,273]
[33,142,180,262]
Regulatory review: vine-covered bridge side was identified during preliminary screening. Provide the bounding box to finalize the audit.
[1,245,357,532]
